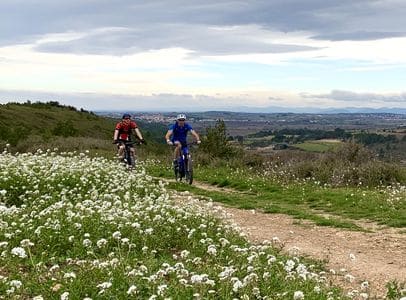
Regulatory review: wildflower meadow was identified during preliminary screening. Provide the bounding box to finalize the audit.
[0,148,349,299]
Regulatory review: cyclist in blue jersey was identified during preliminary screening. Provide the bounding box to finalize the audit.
[165,113,201,164]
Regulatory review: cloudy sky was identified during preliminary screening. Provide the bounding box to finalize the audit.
[1,0,406,111]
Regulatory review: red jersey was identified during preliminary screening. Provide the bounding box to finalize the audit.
[115,120,137,140]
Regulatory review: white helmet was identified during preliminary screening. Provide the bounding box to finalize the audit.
[176,113,186,120]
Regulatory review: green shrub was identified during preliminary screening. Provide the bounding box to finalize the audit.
[263,142,405,187]
[52,120,79,137]
[199,119,240,159]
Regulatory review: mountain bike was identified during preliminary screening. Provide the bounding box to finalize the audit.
[173,142,196,184]
[115,140,145,170]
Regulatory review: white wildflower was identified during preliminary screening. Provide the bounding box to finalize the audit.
[49,264,60,272]
[267,255,277,264]
[97,281,112,289]
[127,285,138,295]
[361,281,369,290]
[344,274,355,283]
[293,291,304,300]
[63,272,76,280]
[112,231,121,240]
[20,239,34,247]
[207,245,217,256]
[180,250,190,259]
[97,239,108,248]
[11,247,27,258]
[219,238,230,247]
[191,274,204,283]
[284,259,295,272]
[232,279,243,292]
[82,239,92,247]
[157,284,167,296]
[131,222,140,228]
[9,280,22,288]
[61,291,69,300]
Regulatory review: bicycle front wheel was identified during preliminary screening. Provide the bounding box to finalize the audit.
[185,157,193,184]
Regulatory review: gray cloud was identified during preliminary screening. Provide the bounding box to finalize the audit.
[1,0,406,56]
[302,90,406,103]
[311,31,406,41]
[34,25,318,56]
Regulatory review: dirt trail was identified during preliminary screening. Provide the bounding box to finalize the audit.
[179,180,406,299]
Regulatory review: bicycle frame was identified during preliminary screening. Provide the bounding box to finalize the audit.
[173,143,194,184]
[118,140,138,170]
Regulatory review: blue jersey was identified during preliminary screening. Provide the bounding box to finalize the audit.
[169,122,193,144]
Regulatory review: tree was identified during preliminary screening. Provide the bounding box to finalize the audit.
[200,119,236,158]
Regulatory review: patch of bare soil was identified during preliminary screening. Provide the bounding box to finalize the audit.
[185,181,406,299]
[222,207,405,299]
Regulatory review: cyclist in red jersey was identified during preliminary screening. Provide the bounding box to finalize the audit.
[113,113,145,161]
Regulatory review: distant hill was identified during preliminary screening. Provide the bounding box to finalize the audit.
[0,101,116,146]
[216,106,406,114]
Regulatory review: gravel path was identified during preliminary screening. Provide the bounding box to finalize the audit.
[184,181,406,299]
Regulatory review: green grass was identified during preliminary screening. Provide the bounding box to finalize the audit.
[293,140,341,152]
[147,163,406,230]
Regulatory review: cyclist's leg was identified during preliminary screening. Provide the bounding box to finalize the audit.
[173,141,182,160]
[130,145,136,156]
[129,146,136,165]
[117,143,125,161]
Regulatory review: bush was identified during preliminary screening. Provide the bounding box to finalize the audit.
[199,119,241,159]
[262,142,405,187]
[52,120,79,137]
[332,141,373,164]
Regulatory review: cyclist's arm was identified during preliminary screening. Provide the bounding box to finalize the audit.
[190,129,200,142]
[134,128,143,140]
[113,129,119,141]
[165,129,173,143]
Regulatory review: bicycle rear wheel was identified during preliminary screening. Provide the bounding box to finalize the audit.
[125,148,135,170]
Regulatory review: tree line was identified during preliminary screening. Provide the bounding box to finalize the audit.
[247,128,403,145]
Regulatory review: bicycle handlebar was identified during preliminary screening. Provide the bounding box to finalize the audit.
[114,139,146,145]
[168,141,200,146]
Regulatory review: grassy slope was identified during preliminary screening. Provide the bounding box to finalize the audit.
[293,140,341,152]
[0,103,115,140]
[0,102,167,156]
[147,164,406,229]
